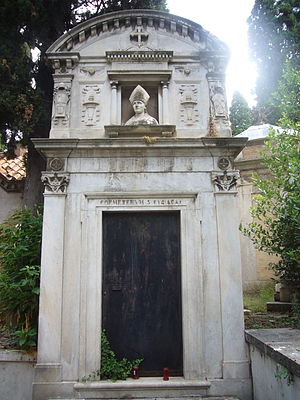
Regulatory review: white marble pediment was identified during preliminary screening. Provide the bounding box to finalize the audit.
[47,10,229,58]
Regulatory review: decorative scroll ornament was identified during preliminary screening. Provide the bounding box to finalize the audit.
[52,82,72,127]
[81,85,101,126]
[42,173,70,193]
[211,171,240,192]
[179,85,199,126]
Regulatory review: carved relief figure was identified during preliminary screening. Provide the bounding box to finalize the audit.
[53,82,71,126]
[211,85,226,117]
[125,85,158,126]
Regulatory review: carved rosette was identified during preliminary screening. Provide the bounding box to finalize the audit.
[47,157,65,172]
[42,172,70,194]
[211,171,240,192]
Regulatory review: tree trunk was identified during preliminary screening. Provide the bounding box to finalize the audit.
[23,140,46,209]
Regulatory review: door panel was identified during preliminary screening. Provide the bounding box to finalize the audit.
[102,211,182,376]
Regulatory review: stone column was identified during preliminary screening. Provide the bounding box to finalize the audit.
[161,80,169,124]
[35,172,69,378]
[110,80,118,124]
[212,170,250,380]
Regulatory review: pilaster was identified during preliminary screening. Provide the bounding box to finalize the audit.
[212,170,250,380]
[35,171,69,369]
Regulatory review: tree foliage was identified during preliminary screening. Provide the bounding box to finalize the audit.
[0,0,168,207]
[76,0,168,18]
[229,91,254,135]
[248,0,300,122]
[0,208,43,348]
[272,60,300,123]
[241,67,300,287]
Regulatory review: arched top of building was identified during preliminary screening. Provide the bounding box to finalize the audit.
[47,9,229,57]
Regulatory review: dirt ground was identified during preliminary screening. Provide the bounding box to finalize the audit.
[244,311,300,330]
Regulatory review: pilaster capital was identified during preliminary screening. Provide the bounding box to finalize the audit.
[110,80,119,89]
[161,80,170,88]
[42,172,70,194]
[211,170,240,192]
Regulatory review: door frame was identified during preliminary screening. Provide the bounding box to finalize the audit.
[79,192,204,380]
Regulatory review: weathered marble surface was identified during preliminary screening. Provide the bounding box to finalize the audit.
[33,9,251,400]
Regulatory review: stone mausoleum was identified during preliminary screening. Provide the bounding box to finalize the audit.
[33,10,251,400]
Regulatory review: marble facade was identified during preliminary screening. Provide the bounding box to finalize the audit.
[33,10,251,400]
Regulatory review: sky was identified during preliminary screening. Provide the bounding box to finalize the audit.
[167,0,257,107]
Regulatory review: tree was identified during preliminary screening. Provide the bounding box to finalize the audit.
[0,0,168,209]
[272,60,300,123]
[229,91,254,135]
[241,67,300,289]
[77,0,168,18]
[248,0,300,123]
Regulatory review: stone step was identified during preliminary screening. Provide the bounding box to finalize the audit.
[266,301,293,312]
[49,398,240,400]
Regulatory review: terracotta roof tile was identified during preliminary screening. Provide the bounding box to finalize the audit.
[0,153,26,181]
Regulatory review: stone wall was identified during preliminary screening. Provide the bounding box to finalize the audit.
[246,329,300,400]
[0,188,23,223]
[0,350,36,400]
[235,138,276,288]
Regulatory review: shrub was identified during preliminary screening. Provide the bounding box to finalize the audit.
[240,123,300,287]
[82,331,143,382]
[0,207,42,349]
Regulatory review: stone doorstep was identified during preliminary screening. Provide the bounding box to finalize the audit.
[49,398,239,400]
[73,377,211,399]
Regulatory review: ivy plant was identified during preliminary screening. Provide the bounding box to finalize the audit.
[82,331,143,382]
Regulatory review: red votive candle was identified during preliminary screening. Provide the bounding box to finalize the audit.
[163,367,169,381]
[132,367,139,379]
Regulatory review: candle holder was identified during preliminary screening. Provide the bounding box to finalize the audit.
[163,367,169,381]
[132,367,139,379]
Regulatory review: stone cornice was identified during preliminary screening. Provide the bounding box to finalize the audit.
[47,10,229,57]
[106,50,173,62]
[33,137,247,159]
[234,158,265,172]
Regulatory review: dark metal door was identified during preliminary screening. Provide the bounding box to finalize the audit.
[102,211,182,376]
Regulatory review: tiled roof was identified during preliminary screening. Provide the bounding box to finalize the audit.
[0,154,26,180]
[0,152,26,192]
